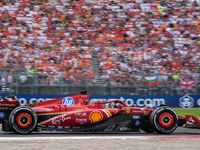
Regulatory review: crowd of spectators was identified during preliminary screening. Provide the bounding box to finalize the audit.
[97,0,200,86]
[0,0,199,87]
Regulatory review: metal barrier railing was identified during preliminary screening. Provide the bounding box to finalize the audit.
[0,72,199,95]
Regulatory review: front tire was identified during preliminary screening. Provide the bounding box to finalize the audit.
[9,106,37,134]
[150,106,178,134]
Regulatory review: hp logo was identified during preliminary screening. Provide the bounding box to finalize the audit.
[62,97,74,105]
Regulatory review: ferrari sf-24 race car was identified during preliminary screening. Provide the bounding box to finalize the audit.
[0,91,200,134]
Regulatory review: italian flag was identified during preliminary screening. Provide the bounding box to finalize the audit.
[144,76,159,86]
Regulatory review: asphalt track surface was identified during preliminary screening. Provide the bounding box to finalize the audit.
[0,125,200,139]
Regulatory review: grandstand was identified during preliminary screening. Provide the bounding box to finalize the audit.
[0,0,200,95]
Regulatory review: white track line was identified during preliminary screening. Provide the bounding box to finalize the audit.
[0,136,148,140]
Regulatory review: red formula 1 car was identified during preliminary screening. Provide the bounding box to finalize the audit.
[0,91,200,134]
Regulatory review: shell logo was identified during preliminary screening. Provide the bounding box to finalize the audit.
[89,111,103,123]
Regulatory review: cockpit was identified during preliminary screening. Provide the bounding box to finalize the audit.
[90,99,127,109]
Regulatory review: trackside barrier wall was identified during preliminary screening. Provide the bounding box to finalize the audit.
[0,95,200,108]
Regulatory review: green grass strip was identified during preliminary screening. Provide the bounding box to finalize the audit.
[175,109,200,118]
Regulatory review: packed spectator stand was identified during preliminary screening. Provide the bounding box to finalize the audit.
[0,0,200,95]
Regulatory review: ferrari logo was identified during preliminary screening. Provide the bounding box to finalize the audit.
[126,108,130,113]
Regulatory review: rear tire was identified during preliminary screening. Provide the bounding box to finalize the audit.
[150,106,178,134]
[9,106,37,134]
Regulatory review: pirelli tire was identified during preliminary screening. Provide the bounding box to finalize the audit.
[8,106,37,134]
[150,106,178,134]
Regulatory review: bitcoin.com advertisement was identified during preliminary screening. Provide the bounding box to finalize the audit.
[1,94,200,108]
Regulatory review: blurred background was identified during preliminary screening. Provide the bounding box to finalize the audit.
[0,0,199,95]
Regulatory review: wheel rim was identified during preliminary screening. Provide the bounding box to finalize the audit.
[16,113,32,129]
[158,112,174,128]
